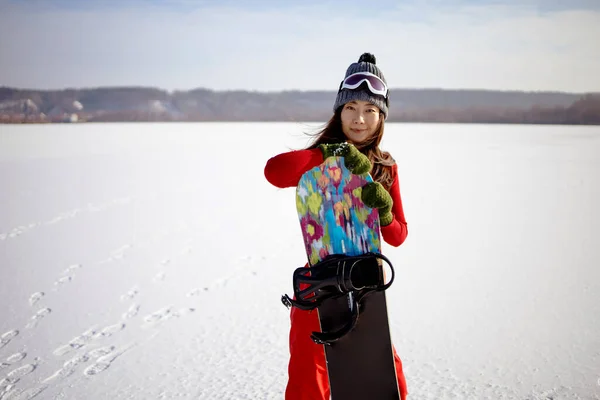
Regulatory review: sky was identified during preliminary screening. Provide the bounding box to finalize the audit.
[0,0,599,93]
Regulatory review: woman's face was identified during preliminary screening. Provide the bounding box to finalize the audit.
[340,100,382,145]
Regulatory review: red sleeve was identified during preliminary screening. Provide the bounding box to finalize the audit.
[380,164,408,247]
[265,150,408,246]
[264,148,324,188]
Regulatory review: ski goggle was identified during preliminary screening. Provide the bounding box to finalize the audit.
[339,72,388,97]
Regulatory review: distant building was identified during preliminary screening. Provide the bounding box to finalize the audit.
[0,99,39,114]
[47,100,84,122]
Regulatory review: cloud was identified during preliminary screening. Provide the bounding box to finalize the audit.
[0,1,599,92]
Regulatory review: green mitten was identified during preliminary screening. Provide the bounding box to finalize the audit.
[318,142,371,175]
[361,182,394,226]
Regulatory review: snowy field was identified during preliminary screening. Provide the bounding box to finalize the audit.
[0,122,599,400]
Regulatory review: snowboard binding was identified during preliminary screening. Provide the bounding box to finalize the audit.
[281,252,395,345]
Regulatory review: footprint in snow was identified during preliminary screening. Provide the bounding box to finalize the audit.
[143,307,173,324]
[99,244,132,264]
[54,275,73,288]
[83,346,128,377]
[153,272,166,282]
[0,362,38,398]
[120,286,139,301]
[186,288,202,297]
[83,361,110,376]
[45,209,80,225]
[62,264,82,275]
[7,227,25,239]
[53,326,98,356]
[52,321,126,358]
[28,292,44,307]
[0,223,39,240]
[5,363,37,383]
[44,346,115,383]
[92,323,126,339]
[5,352,27,364]
[43,353,90,382]
[122,304,140,320]
[87,346,116,359]
[0,330,19,349]
[143,306,195,326]
[25,308,51,329]
[0,385,47,400]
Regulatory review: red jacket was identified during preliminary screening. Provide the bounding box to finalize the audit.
[264,148,408,247]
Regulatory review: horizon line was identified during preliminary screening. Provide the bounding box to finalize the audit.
[1,85,596,96]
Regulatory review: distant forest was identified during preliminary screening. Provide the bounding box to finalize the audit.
[1,86,599,125]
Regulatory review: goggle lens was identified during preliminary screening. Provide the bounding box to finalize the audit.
[344,74,386,92]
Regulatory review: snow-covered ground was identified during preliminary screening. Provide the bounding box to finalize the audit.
[0,122,599,400]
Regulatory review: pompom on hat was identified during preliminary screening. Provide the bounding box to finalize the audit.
[333,52,390,119]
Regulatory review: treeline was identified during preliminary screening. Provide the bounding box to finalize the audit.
[393,94,600,124]
[1,86,599,124]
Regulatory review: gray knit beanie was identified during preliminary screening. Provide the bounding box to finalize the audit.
[333,53,389,118]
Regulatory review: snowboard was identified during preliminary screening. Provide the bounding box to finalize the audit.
[293,156,400,400]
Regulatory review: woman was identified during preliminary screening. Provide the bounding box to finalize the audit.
[264,52,409,400]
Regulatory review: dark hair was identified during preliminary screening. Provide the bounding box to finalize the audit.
[305,109,396,190]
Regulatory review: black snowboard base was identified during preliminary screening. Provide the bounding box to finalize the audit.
[318,290,400,400]
[282,253,400,399]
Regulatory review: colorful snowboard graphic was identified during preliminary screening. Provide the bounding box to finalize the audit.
[295,156,400,400]
[296,156,381,265]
